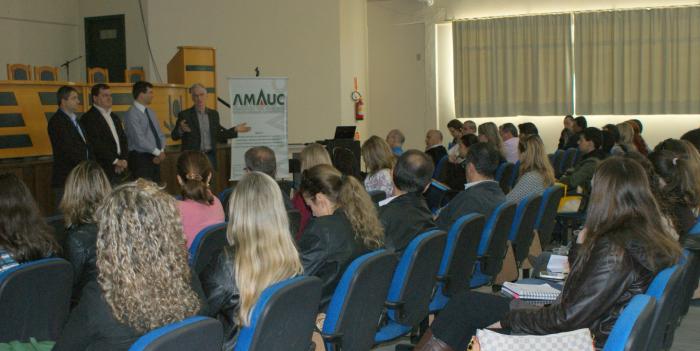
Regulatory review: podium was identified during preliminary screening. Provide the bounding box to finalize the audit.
[167,46,217,110]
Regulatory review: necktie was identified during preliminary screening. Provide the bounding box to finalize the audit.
[71,117,85,142]
[145,109,162,150]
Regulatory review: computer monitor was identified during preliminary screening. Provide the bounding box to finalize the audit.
[333,126,356,140]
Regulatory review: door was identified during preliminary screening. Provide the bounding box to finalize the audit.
[84,15,126,82]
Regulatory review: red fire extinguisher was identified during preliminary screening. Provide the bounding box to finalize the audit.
[352,77,364,121]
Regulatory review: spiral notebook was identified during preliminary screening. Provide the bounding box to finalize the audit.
[502,282,561,301]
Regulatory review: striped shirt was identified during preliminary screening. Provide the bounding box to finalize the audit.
[0,248,19,274]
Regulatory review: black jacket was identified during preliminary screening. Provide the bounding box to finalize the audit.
[379,192,436,254]
[299,210,370,307]
[426,145,448,168]
[436,180,505,231]
[171,107,237,158]
[48,109,91,187]
[80,107,128,181]
[199,248,240,350]
[64,223,98,303]
[501,237,661,347]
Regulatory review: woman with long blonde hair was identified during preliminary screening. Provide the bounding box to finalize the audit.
[54,180,201,350]
[361,135,395,198]
[299,164,384,306]
[201,172,303,349]
[60,160,111,302]
[506,135,556,203]
[478,122,505,159]
[292,143,333,239]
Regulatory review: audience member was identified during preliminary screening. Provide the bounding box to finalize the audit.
[417,157,681,350]
[628,119,649,156]
[506,135,555,203]
[386,129,406,156]
[124,81,166,182]
[559,127,606,193]
[557,115,575,150]
[0,174,59,273]
[462,120,477,135]
[292,143,333,238]
[425,129,448,167]
[562,116,587,150]
[244,146,294,209]
[447,119,464,150]
[612,122,637,155]
[361,136,395,198]
[298,164,383,306]
[60,161,111,302]
[603,124,621,155]
[681,128,700,152]
[378,150,436,254]
[54,180,202,350]
[499,123,519,163]
[518,122,539,139]
[176,151,225,247]
[200,172,302,349]
[649,149,697,238]
[440,134,479,190]
[436,142,505,231]
[477,122,505,160]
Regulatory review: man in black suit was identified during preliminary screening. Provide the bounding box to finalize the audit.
[378,150,436,254]
[48,86,91,207]
[171,83,250,168]
[80,84,128,183]
[425,129,447,167]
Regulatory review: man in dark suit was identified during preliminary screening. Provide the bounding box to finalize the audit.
[425,129,447,167]
[80,84,128,183]
[378,150,436,254]
[171,83,250,168]
[48,86,91,207]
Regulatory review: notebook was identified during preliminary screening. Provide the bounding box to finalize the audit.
[502,282,561,301]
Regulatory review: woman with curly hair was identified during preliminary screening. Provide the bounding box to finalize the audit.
[0,173,58,273]
[60,161,111,302]
[201,171,303,349]
[54,180,202,350]
[299,164,384,306]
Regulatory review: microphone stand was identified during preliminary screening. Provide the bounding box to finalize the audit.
[60,56,83,81]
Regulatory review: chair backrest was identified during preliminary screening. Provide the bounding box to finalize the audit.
[7,64,31,80]
[551,150,565,176]
[495,163,515,193]
[234,276,322,351]
[125,68,146,83]
[34,66,59,81]
[287,209,301,238]
[433,155,449,178]
[368,190,387,204]
[477,201,517,276]
[534,185,565,246]
[437,213,485,296]
[508,194,543,265]
[679,247,700,317]
[188,222,228,275]
[508,160,521,189]
[644,264,683,351]
[385,230,446,326]
[0,258,72,342]
[322,250,397,351]
[128,316,223,351]
[560,148,579,174]
[219,187,234,220]
[603,294,656,351]
[88,67,109,84]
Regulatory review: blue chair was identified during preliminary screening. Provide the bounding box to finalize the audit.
[322,250,397,351]
[219,187,234,219]
[533,185,565,247]
[189,222,227,275]
[0,258,72,342]
[508,160,521,190]
[433,155,449,178]
[550,150,565,176]
[559,147,579,175]
[603,295,656,351]
[645,264,683,351]
[374,230,447,345]
[429,214,485,313]
[494,163,515,194]
[234,276,322,351]
[508,194,543,267]
[679,219,700,317]
[424,180,457,214]
[128,316,223,351]
[470,201,517,288]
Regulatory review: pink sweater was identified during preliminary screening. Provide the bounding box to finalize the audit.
[178,197,225,248]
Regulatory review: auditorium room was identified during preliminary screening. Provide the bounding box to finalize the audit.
[1,0,699,350]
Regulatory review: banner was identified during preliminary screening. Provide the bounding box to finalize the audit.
[228,77,289,181]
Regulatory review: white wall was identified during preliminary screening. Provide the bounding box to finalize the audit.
[339,0,370,141]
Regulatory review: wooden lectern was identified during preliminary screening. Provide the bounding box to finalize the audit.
[167,46,217,110]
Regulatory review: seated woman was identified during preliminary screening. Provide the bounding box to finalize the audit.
[291,143,333,238]
[478,122,506,162]
[53,180,202,351]
[439,133,479,190]
[506,135,555,203]
[299,164,384,306]
[59,161,111,302]
[361,135,395,198]
[416,157,681,351]
[649,148,699,238]
[0,173,59,273]
[200,172,303,349]
[176,150,225,248]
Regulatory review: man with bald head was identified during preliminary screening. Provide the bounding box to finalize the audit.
[425,129,447,167]
[172,83,251,168]
[244,146,294,210]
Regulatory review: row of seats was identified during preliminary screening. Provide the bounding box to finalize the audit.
[6,63,146,83]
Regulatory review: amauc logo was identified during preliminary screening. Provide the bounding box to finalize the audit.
[232,89,286,113]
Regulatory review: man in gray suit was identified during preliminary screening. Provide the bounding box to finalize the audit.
[171,83,250,168]
[123,81,166,182]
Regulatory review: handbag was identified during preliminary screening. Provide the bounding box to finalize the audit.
[0,338,55,351]
[471,328,594,351]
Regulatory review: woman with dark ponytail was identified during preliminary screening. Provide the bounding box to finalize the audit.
[299,164,384,306]
[176,150,225,247]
